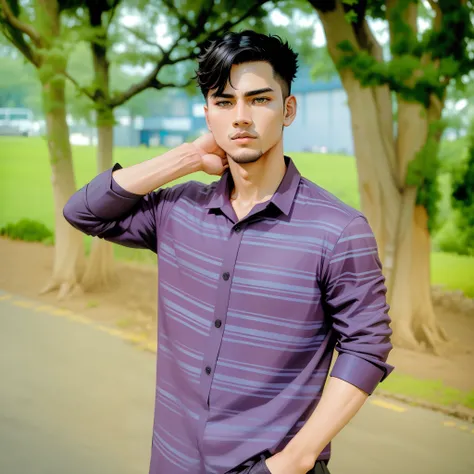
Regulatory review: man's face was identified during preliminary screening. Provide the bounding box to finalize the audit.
[204,61,296,165]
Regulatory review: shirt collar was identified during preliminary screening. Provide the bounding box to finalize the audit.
[205,156,301,217]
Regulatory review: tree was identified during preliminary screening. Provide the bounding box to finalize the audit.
[306,0,474,351]
[0,0,86,299]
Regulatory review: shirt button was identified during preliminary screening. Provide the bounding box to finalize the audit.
[235,226,241,233]
[222,272,230,281]
[215,319,222,328]
[205,366,212,375]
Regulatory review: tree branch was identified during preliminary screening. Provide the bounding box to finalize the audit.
[358,19,397,183]
[0,0,42,47]
[195,0,215,32]
[109,33,180,108]
[309,0,359,67]
[122,24,164,54]
[208,0,267,39]
[161,0,193,31]
[309,0,337,13]
[356,18,382,60]
[109,0,267,108]
[1,23,40,66]
[64,71,95,102]
[106,0,121,31]
[426,0,442,29]
[184,0,216,39]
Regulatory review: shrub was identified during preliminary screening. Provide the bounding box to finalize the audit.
[451,125,474,256]
[438,137,468,173]
[433,217,471,256]
[0,218,54,244]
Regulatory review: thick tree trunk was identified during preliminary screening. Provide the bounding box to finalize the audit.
[410,206,448,351]
[32,0,85,299]
[81,121,117,291]
[80,5,117,291]
[312,1,448,352]
[39,70,85,299]
[342,76,400,289]
[388,187,419,350]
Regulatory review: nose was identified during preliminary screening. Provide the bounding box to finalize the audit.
[233,102,253,128]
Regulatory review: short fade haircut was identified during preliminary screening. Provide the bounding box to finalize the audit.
[195,30,299,101]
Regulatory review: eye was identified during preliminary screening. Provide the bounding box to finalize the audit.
[216,100,232,107]
[253,97,270,104]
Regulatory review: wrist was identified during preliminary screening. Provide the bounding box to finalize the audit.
[176,143,203,174]
[282,444,318,472]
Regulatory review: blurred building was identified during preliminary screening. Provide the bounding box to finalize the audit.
[286,69,353,154]
[0,107,36,136]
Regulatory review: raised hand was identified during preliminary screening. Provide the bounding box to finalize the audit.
[192,132,229,176]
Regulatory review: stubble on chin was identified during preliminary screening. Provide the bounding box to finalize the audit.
[228,150,264,164]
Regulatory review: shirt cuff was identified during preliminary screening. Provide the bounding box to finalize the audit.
[330,352,386,395]
[110,164,145,198]
[86,163,143,220]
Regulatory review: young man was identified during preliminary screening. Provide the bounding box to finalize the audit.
[64,30,394,474]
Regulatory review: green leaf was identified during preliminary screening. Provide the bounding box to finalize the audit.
[337,40,356,53]
[344,9,358,24]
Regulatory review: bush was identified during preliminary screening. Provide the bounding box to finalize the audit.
[0,218,54,244]
[438,137,468,173]
[433,217,471,255]
[451,124,474,256]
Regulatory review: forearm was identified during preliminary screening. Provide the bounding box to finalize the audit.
[112,143,202,195]
[283,376,368,470]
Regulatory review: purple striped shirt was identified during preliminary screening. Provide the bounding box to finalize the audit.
[64,156,394,474]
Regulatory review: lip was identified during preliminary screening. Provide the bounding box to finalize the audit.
[232,132,257,140]
[233,137,255,144]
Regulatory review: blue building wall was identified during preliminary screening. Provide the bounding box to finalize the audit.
[284,73,353,154]
[114,125,140,147]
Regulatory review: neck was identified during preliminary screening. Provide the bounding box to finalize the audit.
[228,140,286,205]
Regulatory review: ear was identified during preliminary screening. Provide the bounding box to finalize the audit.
[283,95,297,127]
[204,104,211,131]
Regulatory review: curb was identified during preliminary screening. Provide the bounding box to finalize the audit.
[375,390,474,423]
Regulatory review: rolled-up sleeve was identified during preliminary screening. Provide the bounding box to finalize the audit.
[63,163,187,252]
[323,215,394,395]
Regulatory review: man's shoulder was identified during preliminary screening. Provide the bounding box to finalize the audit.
[297,177,364,227]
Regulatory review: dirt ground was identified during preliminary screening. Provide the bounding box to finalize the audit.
[1,237,473,392]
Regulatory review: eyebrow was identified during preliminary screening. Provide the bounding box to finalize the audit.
[211,87,275,99]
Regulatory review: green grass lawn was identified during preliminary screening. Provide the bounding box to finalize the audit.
[0,136,360,225]
[379,373,474,410]
[1,136,473,296]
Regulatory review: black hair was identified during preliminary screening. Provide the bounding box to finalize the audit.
[195,30,299,100]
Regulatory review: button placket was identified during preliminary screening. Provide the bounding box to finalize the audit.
[199,219,245,410]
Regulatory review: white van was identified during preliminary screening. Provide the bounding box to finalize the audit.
[0,108,34,136]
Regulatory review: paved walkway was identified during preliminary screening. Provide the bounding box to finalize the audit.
[1,291,473,474]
